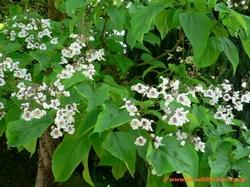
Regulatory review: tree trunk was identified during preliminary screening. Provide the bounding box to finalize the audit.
[35,130,58,187]
[47,0,65,20]
[35,1,64,186]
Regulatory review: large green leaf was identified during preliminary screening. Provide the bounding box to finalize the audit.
[127,2,174,48]
[208,143,231,178]
[232,159,250,185]
[106,6,126,30]
[93,102,132,134]
[195,37,222,68]
[99,152,127,180]
[102,131,136,176]
[74,83,110,111]
[65,0,88,17]
[146,136,199,178]
[52,108,100,182]
[6,113,53,147]
[147,172,172,187]
[219,37,239,73]
[240,33,250,58]
[180,12,213,58]
[82,150,94,186]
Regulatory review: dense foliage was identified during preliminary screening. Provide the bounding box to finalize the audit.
[1,0,250,186]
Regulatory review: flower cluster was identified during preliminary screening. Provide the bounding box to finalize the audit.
[0,102,6,120]
[0,57,32,87]
[1,18,105,139]
[0,54,78,138]
[227,0,249,9]
[2,15,58,50]
[58,33,105,80]
[50,104,78,139]
[201,80,250,125]
[123,76,250,152]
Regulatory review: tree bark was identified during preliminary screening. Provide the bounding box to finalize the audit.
[35,130,58,187]
[35,1,64,186]
[47,0,65,20]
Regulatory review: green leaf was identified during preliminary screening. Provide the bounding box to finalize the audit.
[144,32,161,46]
[82,150,94,186]
[147,172,172,187]
[182,172,195,187]
[93,102,132,134]
[65,0,88,17]
[111,55,134,74]
[232,159,250,183]
[0,42,21,53]
[106,6,126,29]
[74,83,110,111]
[23,139,37,156]
[52,108,100,182]
[112,164,127,180]
[147,136,199,177]
[207,0,217,9]
[127,2,174,48]
[154,10,170,39]
[219,37,239,73]
[102,131,136,176]
[180,12,213,58]
[99,151,127,180]
[208,143,231,178]
[195,37,222,68]
[6,113,53,147]
[240,33,250,58]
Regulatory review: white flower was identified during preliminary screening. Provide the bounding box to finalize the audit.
[82,64,96,80]
[113,29,125,36]
[50,99,60,109]
[141,118,153,131]
[62,49,74,58]
[86,49,105,62]
[176,130,188,146]
[57,65,75,79]
[241,92,250,103]
[242,82,247,88]
[163,94,174,106]
[31,108,46,119]
[60,57,68,65]
[50,37,58,44]
[135,136,147,146]
[168,108,189,127]
[0,111,6,120]
[158,76,169,91]
[50,127,63,139]
[130,119,141,130]
[176,93,191,107]
[39,43,47,50]
[0,102,4,109]
[69,42,82,55]
[89,36,95,41]
[21,110,32,121]
[146,87,159,98]
[64,125,75,134]
[170,80,180,91]
[193,136,205,152]
[0,78,5,86]
[185,56,193,64]
[223,93,231,102]
[176,46,183,52]
[18,30,28,38]
[121,99,139,116]
[154,136,164,149]
[131,83,149,95]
